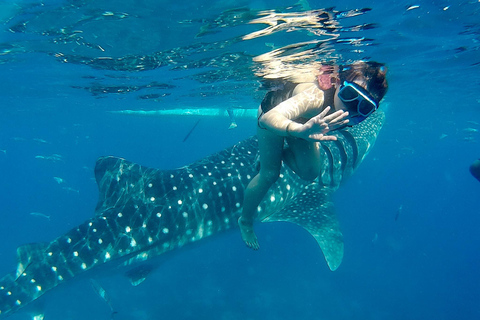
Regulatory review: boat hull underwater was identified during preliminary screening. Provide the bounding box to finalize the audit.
[0,111,384,318]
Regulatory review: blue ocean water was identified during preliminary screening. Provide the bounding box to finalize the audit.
[0,0,479,319]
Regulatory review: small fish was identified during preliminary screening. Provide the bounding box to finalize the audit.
[395,205,403,221]
[90,279,117,319]
[406,5,420,11]
[439,134,448,140]
[62,187,80,193]
[400,147,415,154]
[53,177,64,184]
[467,121,479,126]
[33,138,49,144]
[463,128,478,133]
[32,314,44,320]
[227,109,238,129]
[0,149,6,154]
[30,212,51,220]
[35,154,64,162]
[182,119,201,142]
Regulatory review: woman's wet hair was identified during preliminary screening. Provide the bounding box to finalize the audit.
[338,61,388,103]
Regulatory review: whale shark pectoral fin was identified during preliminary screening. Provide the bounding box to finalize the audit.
[125,264,155,287]
[16,243,49,279]
[261,185,343,271]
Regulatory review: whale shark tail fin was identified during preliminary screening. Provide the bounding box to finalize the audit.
[262,184,343,271]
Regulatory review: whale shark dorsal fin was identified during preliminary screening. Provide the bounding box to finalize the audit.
[261,184,343,271]
[16,243,49,279]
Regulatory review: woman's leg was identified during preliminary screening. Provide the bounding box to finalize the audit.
[283,138,321,181]
[239,127,284,250]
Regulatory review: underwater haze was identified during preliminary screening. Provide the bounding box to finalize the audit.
[0,0,479,319]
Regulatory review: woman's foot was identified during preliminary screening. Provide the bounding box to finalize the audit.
[238,216,260,250]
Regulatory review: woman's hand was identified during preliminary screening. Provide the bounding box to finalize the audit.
[294,106,349,141]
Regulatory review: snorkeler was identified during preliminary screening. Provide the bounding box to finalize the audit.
[239,61,388,250]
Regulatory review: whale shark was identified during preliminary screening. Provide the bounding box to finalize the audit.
[0,111,384,318]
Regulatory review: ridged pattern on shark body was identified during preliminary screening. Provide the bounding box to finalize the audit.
[0,111,384,318]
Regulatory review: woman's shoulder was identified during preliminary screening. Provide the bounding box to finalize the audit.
[292,82,319,95]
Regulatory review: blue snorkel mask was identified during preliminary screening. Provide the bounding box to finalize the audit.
[338,81,379,126]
